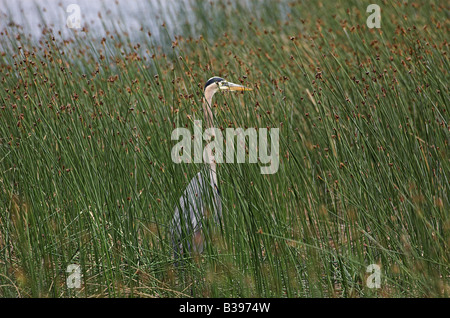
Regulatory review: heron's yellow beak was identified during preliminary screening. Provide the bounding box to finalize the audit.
[219,81,252,91]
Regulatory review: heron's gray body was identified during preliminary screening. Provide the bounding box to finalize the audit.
[170,170,222,259]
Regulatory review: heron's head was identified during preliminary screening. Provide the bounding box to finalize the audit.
[204,76,252,99]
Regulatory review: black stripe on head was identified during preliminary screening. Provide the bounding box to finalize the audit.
[204,77,224,91]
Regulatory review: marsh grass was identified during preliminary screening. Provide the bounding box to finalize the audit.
[0,0,448,297]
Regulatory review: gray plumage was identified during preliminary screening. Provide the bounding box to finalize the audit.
[170,170,222,260]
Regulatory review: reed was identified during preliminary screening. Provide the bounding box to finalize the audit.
[0,0,448,297]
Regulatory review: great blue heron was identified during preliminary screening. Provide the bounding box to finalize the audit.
[170,76,252,262]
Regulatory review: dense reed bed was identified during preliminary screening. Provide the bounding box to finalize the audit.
[0,0,448,297]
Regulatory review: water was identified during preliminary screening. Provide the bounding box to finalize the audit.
[0,0,291,42]
[0,0,193,42]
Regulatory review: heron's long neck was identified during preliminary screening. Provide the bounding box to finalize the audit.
[202,91,218,189]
